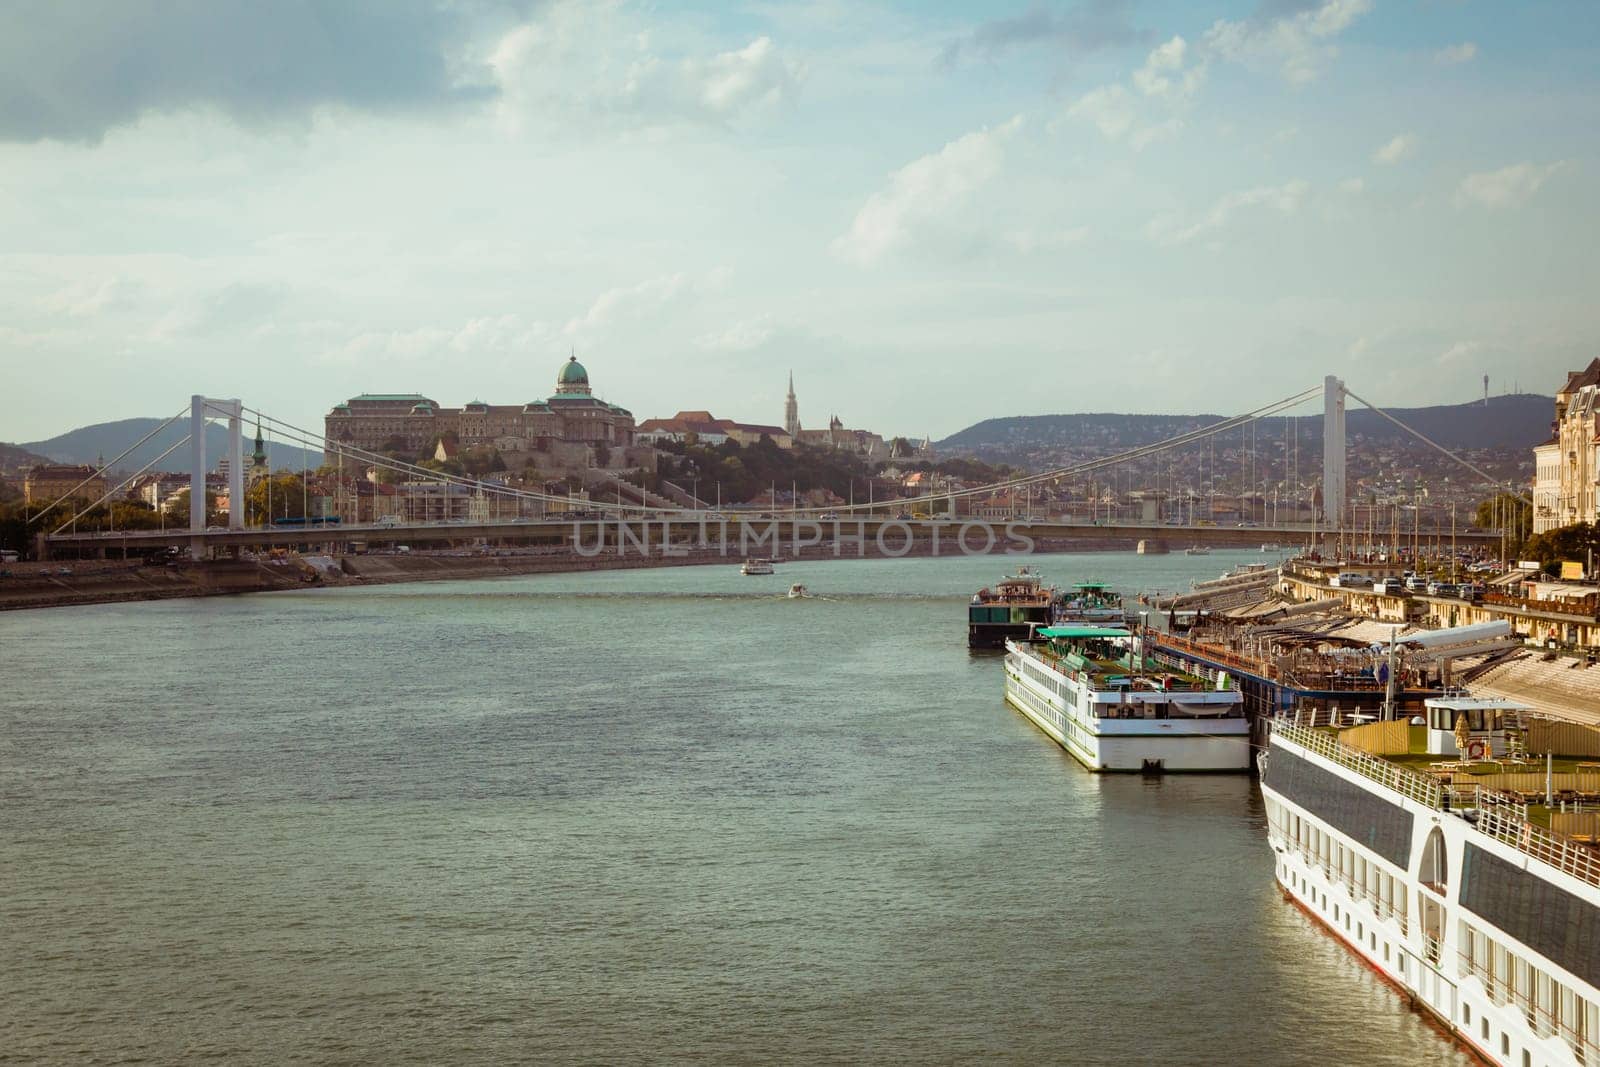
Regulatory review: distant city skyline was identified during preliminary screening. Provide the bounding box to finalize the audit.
[1,0,1595,442]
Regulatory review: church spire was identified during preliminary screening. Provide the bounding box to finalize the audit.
[784,370,799,438]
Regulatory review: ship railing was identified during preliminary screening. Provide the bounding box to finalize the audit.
[1477,802,1600,891]
[1456,950,1598,1064]
[1272,722,1443,810]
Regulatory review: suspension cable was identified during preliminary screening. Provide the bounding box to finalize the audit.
[49,434,193,535]
[28,407,188,524]
[1342,388,1531,504]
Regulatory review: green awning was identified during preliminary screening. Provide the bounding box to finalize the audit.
[1039,626,1132,638]
[1074,582,1112,589]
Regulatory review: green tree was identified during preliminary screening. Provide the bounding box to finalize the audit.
[1522,523,1600,576]
[244,474,307,524]
[165,489,226,526]
[1474,492,1532,543]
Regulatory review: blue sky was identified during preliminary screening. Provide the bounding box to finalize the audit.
[1,0,1595,442]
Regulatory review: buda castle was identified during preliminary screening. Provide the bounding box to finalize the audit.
[323,355,648,474]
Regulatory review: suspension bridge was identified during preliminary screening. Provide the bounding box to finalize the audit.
[31,377,1518,561]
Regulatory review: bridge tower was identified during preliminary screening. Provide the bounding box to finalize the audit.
[190,395,245,553]
[1322,375,1346,530]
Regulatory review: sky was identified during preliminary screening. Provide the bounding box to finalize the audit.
[1,0,1596,443]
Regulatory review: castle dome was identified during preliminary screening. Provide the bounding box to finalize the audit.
[558,355,589,386]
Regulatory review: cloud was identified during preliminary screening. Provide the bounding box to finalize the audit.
[1131,35,1205,102]
[564,274,690,336]
[1436,339,1483,367]
[938,1,1153,67]
[1202,0,1373,85]
[695,316,776,353]
[1147,179,1310,245]
[1373,133,1416,165]
[832,116,1023,265]
[1455,162,1566,209]
[0,0,491,142]
[1338,177,1364,195]
[1435,42,1477,66]
[1068,85,1137,140]
[489,6,802,132]
[1065,34,1201,147]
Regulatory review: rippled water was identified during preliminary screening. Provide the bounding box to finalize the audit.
[2,551,1470,1064]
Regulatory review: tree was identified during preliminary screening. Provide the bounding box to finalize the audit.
[593,442,612,468]
[244,474,306,524]
[1475,492,1532,540]
[166,488,226,526]
[1522,523,1600,575]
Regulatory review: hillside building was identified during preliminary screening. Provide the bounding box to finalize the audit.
[23,464,106,507]
[1534,357,1600,533]
[323,355,646,475]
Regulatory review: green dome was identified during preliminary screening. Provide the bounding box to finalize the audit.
[558,356,588,386]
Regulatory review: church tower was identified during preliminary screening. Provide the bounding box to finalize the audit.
[248,417,268,484]
[784,371,800,437]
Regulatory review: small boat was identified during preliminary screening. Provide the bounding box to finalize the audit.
[1184,545,1212,556]
[1260,542,1282,552]
[787,583,808,598]
[741,558,775,575]
[968,565,1058,649]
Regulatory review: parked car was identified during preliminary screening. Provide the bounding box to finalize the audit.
[1375,577,1405,594]
[1405,575,1429,592]
[1428,581,1461,598]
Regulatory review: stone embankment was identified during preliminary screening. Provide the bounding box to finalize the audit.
[1,534,1136,612]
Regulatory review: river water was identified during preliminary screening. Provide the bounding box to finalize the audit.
[2,550,1470,1065]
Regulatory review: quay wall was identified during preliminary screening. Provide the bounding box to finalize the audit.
[0,534,1134,612]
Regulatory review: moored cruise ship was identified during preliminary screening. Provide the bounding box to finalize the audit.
[1003,625,1250,773]
[1260,705,1600,1067]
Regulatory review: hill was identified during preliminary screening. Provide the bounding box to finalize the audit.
[17,418,322,474]
[0,442,53,476]
[938,393,1552,455]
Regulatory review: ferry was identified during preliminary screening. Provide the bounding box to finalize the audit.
[968,565,1057,649]
[740,558,775,575]
[1057,581,1127,626]
[1003,625,1250,772]
[1185,545,1212,556]
[1260,699,1600,1067]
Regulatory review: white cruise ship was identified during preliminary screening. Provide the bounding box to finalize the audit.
[1002,625,1250,773]
[1261,706,1600,1067]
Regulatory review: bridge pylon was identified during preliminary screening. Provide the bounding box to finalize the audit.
[190,395,245,555]
[1323,375,1346,531]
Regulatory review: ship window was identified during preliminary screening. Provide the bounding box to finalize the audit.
[1419,828,1448,892]
[1500,1034,1508,1056]
[1463,1004,1470,1024]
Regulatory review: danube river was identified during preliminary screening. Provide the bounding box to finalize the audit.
[2,550,1470,1064]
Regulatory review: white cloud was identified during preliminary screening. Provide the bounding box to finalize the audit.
[489,4,802,133]
[1455,162,1566,209]
[832,116,1022,265]
[1132,36,1205,102]
[1148,179,1310,245]
[564,274,690,336]
[1435,42,1478,66]
[1373,133,1416,165]
[1203,0,1373,85]
[1338,177,1365,195]
[1436,340,1482,367]
[696,316,776,352]
[1068,85,1136,140]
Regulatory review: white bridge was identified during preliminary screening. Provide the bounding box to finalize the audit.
[32,379,1518,560]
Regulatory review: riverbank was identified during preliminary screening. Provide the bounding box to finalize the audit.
[0,535,1140,612]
